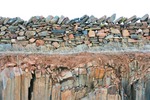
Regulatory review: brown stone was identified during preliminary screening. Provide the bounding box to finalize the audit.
[143,28,149,33]
[52,42,60,48]
[61,90,74,100]
[141,22,148,28]
[95,67,105,79]
[122,29,130,37]
[128,38,138,43]
[36,40,45,46]
[111,28,120,34]
[25,31,36,38]
[29,38,36,43]
[128,30,136,34]
[35,70,41,78]
[97,31,107,38]
[88,30,95,37]
[104,28,110,33]
[69,34,74,39]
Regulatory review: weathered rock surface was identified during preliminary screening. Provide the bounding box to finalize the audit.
[0,52,149,100]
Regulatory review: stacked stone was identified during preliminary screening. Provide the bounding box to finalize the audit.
[0,14,150,51]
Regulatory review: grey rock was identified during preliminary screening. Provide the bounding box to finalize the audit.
[38,31,49,37]
[7,18,17,24]
[51,16,59,24]
[141,14,149,22]
[12,17,24,25]
[11,39,16,43]
[98,15,107,23]
[131,17,140,23]
[8,26,18,33]
[18,24,26,30]
[114,17,123,23]
[105,34,114,39]
[87,15,97,23]
[125,15,137,23]
[46,15,53,23]
[80,15,89,24]
[51,30,65,34]
[0,31,6,36]
[62,17,70,24]
[130,34,141,40]
[0,44,12,51]
[109,13,116,22]
[108,85,117,94]
[17,36,26,40]
[74,44,88,51]
[57,15,65,24]
[1,26,7,31]
[0,17,5,25]
[25,31,36,38]
[3,18,9,25]
[18,31,25,36]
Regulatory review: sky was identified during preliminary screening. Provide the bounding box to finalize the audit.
[0,0,149,20]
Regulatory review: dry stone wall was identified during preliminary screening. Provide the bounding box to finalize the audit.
[0,14,150,51]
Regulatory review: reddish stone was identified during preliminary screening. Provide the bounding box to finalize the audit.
[99,29,105,33]
[95,67,105,79]
[122,29,130,37]
[104,28,110,33]
[68,34,74,39]
[52,42,60,48]
[97,31,107,38]
[29,38,36,43]
[88,30,95,37]
[36,40,45,46]
[61,90,73,100]
[84,40,90,44]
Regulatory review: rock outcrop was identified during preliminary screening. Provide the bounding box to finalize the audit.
[0,53,150,100]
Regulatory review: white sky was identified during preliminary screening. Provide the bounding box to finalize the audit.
[0,0,149,20]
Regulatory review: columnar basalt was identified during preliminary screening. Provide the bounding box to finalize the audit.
[0,53,150,100]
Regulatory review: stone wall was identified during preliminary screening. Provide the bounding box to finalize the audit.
[0,14,150,51]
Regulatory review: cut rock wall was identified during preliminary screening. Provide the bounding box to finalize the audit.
[0,14,150,51]
[0,53,150,100]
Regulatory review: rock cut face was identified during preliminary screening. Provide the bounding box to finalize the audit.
[0,52,149,100]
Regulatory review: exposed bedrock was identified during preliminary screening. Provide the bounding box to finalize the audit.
[0,52,150,100]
